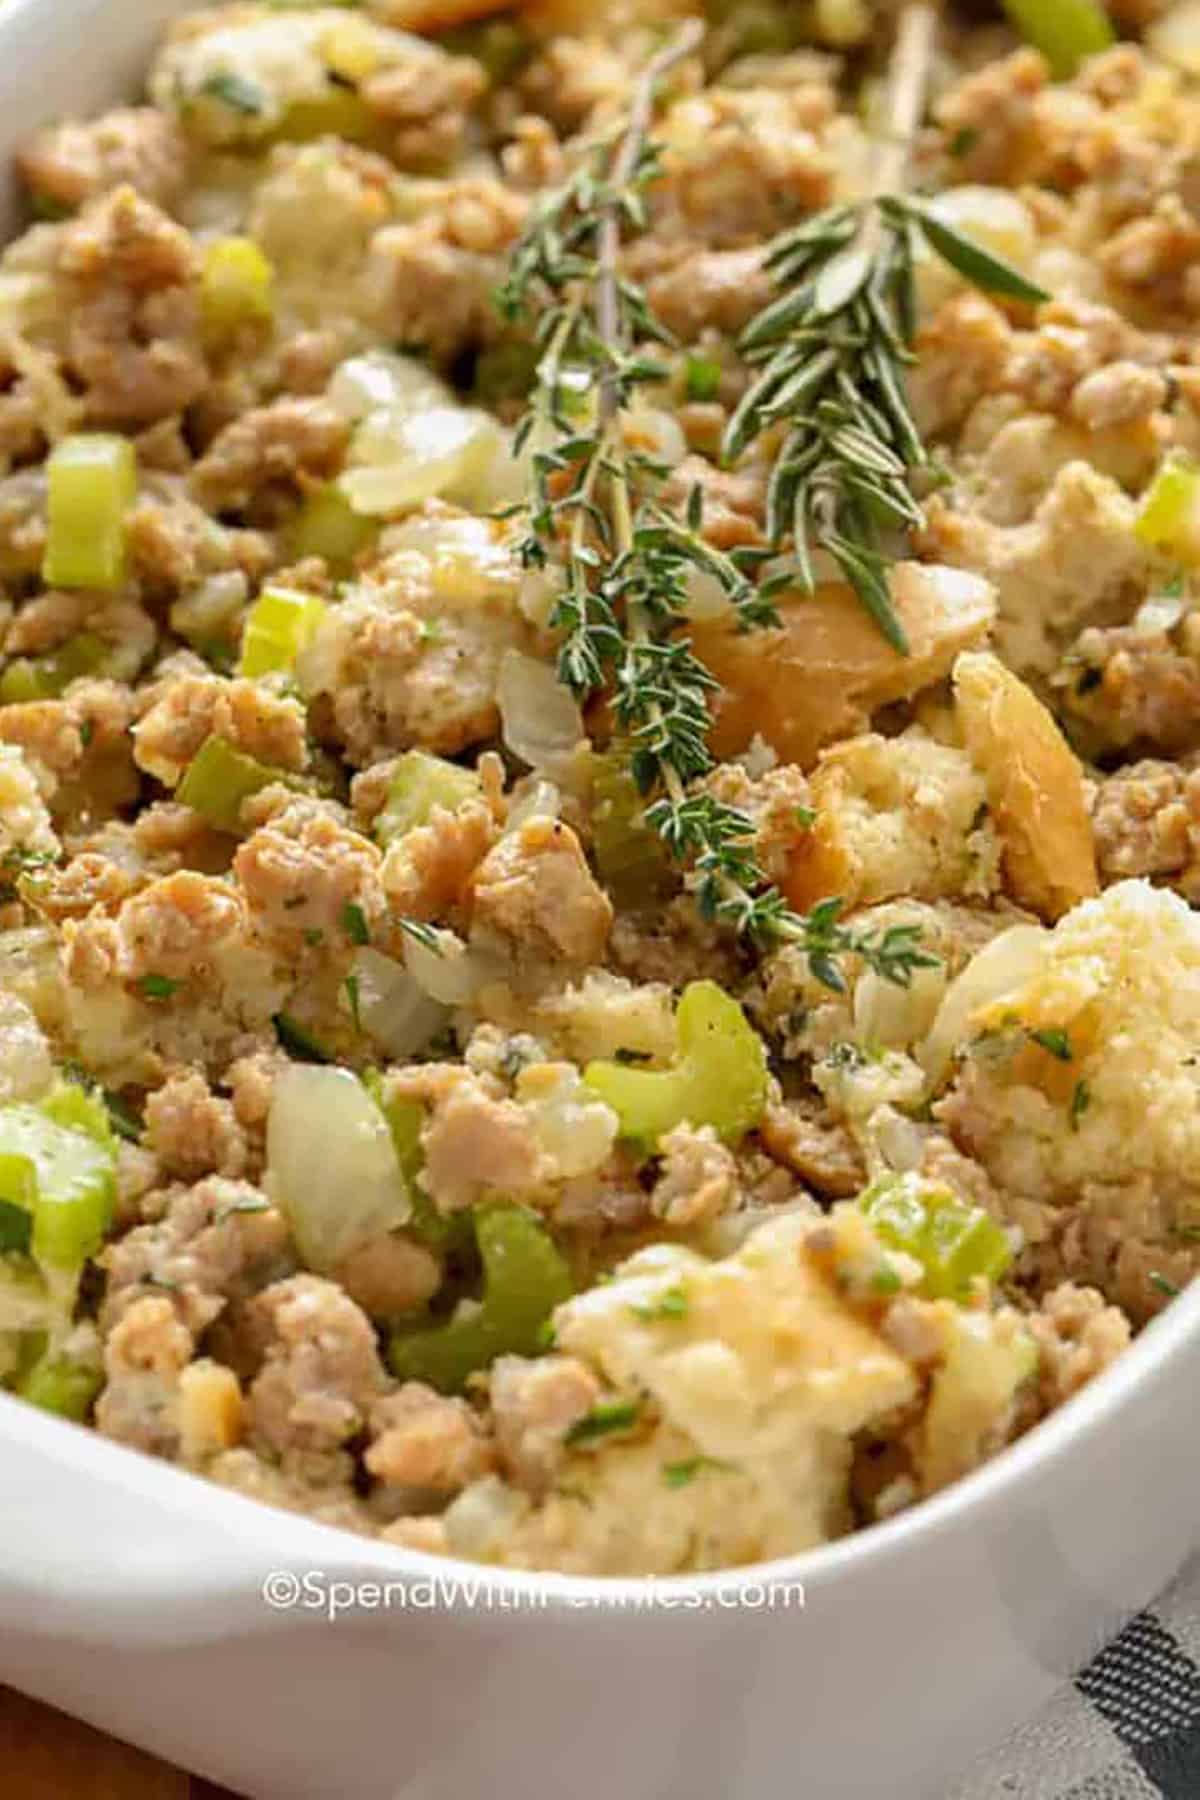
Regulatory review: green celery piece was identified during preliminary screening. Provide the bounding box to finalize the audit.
[0,1105,116,1269]
[288,484,377,570]
[17,1347,101,1421]
[176,734,282,833]
[859,1173,1012,1299]
[201,235,274,336]
[364,1072,471,1253]
[375,750,481,848]
[0,632,109,704]
[42,434,137,591]
[1001,0,1113,77]
[583,980,769,1149]
[589,750,673,905]
[40,1079,116,1149]
[238,586,327,678]
[389,1204,573,1393]
[1135,455,1200,557]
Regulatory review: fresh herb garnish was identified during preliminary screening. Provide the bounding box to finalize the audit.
[398,916,442,954]
[494,18,941,989]
[138,973,180,1001]
[1069,1078,1091,1129]
[200,71,267,115]
[565,1397,641,1445]
[632,1284,689,1322]
[1150,1272,1182,1299]
[272,1012,331,1063]
[683,354,722,402]
[1030,1028,1073,1062]
[344,972,362,1033]
[341,901,370,946]
[662,1455,734,1489]
[725,5,1048,652]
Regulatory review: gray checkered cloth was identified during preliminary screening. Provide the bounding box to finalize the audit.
[952,1558,1200,1798]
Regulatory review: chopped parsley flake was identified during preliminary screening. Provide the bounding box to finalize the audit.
[662,1456,735,1490]
[138,973,180,1001]
[632,1285,689,1322]
[200,70,267,115]
[344,972,363,1033]
[1150,1272,1182,1299]
[1070,1078,1091,1129]
[565,1398,640,1446]
[1030,1028,1073,1062]
[341,901,370,945]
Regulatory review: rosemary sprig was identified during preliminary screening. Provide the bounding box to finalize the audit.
[495,17,940,990]
[726,3,1049,652]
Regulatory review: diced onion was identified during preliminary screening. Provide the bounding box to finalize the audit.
[506,779,561,832]
[443,1475,531,1559]
[496,649,585,780]
[0,990,55,1107]
[352,945,449,1057]
[1149,0,1200,73]
[327,350,451,423]
[402,928,480,1006]
[266,1064,411,1273]
[340,406,501,517]
[920,924,1049,1082]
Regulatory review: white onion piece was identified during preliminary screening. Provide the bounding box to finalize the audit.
[402,928,480,1006]
[340,407,498,516]
[920,924,1049,1083]
[0,988,52,1105]
[352,945,449,1057]
[327,350,450,423]
[497,649,585,780]
[266,1064,411,1273]
[443,1475,531,1558]
[506,779,561,832]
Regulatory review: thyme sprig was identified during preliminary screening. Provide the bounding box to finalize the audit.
[726,3,1049,652]
[495,15,940,989]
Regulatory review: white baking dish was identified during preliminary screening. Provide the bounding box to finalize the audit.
[1,4,1199,1794]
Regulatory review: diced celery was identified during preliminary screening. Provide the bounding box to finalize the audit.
[176,734,282,833]
[389,1203,573,1393]
[0,632,110,705]
[859,1172,1012,1299]
[272,90,377,144]
[238,586,328,678]
[17,1346,101,1421]
[589,750,673,905]
[201,236,274,337]
[39,1079,115,1150]
[1001,0,1114,77]
[288,483,377,569]
[1135,456,1200,562]
[42,434,136,591]
[374,749,481,847]
[366,1072,471,1253]
[583,980,769,1149]
[0,1103,116,1269]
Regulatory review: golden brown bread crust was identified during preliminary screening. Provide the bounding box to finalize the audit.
[953,650,1098,921]
[695,562,996,770]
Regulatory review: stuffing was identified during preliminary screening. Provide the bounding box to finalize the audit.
[247,1273,389,1455]
[782,728,999,914]
[17,109,190,215]
[56,186,207,427]
[133,671,308,785]
[937,882,1200,1319]
[468,815,614,966]
[920,462,1155,677]
[3,0,1195,1581]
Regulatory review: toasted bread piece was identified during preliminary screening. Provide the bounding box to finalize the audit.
[695,563,996,771]
[953,650,1097,922]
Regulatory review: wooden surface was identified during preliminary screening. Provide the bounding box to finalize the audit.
[0,1685,238,1799]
